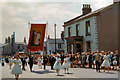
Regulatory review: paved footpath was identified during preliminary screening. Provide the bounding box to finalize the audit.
[1,63,119,79]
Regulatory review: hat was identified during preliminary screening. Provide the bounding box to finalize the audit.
[57,54,60,56]
[111,52,113,54]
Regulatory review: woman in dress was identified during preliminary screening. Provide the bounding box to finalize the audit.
[9,56,14,69]
[86,53,89,67]
[62,55,70,74]
[37,56,43,69]
[101,52,110,73]
[53,54,62,76]
[112,54,118,71]
[11,54,22,80]
[25,56,29,66]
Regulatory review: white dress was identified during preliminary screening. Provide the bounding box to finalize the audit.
[62,58,70,68]
[25,57,29,63]
[53,58,62,70]
[11,59,22,75]
[101,55,110,68]
[9,58,14,66]
[86,55,89,64]
[38,58,43,68]
[1,58,5,64]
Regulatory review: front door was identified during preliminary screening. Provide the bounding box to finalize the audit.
[76,43,82,54]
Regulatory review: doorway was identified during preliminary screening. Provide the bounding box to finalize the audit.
[76,43,82,54]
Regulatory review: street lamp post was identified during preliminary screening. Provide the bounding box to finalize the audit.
[54,24,56,54]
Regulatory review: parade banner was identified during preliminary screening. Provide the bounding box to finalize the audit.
[27,23,46,52]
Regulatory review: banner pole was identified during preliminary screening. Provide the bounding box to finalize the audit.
[28,21,31,55]
[54,24,56,54]
[46,22,48,55]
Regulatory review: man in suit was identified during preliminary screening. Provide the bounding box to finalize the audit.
[88,52,92,68]
[95,51,101,72]
[29,55,34,72]
[20,54,26,71]
[49,53,56,70]
[60,52,65,65]
[43,53,48,70]
[115,51,119,68]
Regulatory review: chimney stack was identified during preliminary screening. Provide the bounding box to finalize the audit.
[48,35,50,39]
[82,4,92,15]
[24,37,26,44]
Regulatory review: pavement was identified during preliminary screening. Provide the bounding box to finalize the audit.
[1,63,119,79]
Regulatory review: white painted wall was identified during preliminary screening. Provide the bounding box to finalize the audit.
[64,16,98,53]
[46,39,65,54]
[0,43,3,56]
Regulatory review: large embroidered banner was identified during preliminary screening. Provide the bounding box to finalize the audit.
[27,23,46,52]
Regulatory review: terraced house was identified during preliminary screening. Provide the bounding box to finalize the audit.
[63,1,120,54]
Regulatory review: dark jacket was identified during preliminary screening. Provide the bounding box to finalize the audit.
[43,56,48,64]
[88,54,92,62]
[29,57,33,64]
[60,55,65,64]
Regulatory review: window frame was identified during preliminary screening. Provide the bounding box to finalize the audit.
[76,24,79,36]
[68,27,71,37]
[86,20,90,36]
[58,43,62,49]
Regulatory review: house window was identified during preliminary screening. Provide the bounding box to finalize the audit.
[18,46,20,49]
[68,27,71,37]
[86,21,90,36]
[76,24,79,36]
[86,41,91,52]
[23,46,24,49]
[58,43,61,49]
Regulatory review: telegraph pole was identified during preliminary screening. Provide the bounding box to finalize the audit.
[54,24,56,54]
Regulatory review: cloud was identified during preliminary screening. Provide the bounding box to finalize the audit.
[2,0,113,43]
[2,2,79,43]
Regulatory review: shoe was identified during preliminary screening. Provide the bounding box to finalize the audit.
[67,72,69,74]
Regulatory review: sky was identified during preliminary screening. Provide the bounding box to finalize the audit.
[1,0,113,44]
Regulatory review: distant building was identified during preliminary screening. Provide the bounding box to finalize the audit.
[63,2,120,54]
[0,43,3,56]
[43,32,65,55]
[2,32,27,56]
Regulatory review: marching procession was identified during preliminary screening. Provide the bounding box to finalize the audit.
[0,50,120,80]
[1,0,120,80]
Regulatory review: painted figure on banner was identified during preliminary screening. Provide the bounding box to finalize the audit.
[31,30,41,46]
[34,32,41,45]
[27,23,46,52]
